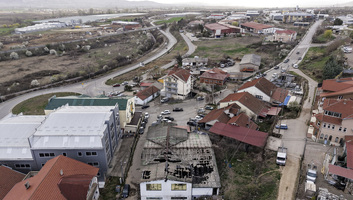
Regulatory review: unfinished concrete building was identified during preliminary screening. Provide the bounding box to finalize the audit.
[139,123,221,200]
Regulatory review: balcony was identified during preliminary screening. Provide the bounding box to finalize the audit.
[165,83,177,88]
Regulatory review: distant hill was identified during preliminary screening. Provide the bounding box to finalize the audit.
[0,0,168,8]
[334,1,353,7]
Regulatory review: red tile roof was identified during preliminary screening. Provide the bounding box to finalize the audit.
[140,82,153,87]
[320,86,353,98]
[322,78,353,92]
[199,108,230,124]
[315,113,342,125]
[238,77,277,97]
[200,68,229,81]
[328,164,353,180]
[241,22,272,30]
[345,136,353,169]
[271,88,289,102]
[4,155,98,200]
[219,92,269,117]
[227,112,258,130]
[205,23,230,31]
[209,122,268,147]
[58,174,96,200]
[322,99,353,119]
[0,166,25,199]
[168,68,191,82]
[267,107,282,116]
[275,29,296,35]
[136,85,160,100]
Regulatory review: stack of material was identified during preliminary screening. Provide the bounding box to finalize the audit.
[317,188,346,200]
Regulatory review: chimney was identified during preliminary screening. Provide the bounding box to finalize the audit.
[60,169,64,176]
[24,182,30,189]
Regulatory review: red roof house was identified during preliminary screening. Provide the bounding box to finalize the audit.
[135,85,160,105]
[4,155,99,200]
[0,166,25,199]
[200,68,229,86]
[240,22,272,34]
[320,78,353,99]
[209,122,268,147]
[274,29,297,43]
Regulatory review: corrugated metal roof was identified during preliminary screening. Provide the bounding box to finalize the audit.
[45,96,131,111]
[209,122,268,147]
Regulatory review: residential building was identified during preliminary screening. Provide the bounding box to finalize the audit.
[239,54,261,72]
[0,105,120,183]
[237,77,289,104]
[182,57,208,67]
[44,95,135,129]
[210,122,268,148]
[283,12,315,23]
[161,68,192,99]
[139,123,221,199]
[273,29,297,43]
[200,68,229,86]
[0,166,25,199]
[135,85,160,105]
[4,155,99,200]
[240,22,273,34]
[246,10,260,17]
[319,78,353,101]
[219,92,269,119]
[313,99,353,146]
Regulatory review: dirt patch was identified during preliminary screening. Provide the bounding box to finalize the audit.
[0,29,164,96]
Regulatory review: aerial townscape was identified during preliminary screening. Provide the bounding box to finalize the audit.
[1,0,353,199]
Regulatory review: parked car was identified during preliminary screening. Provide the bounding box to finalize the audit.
[205,105,214,110]
[272,73,278,78]
[275,124,288,130]
[306,165,317,183]
[196,96,204,101]
[112,83,120,87]
[161,97,169,103]
[165,116,174,121]
[198,108,205,114]
[142,105,150,109]
[187,121,197,126]
[195,115,203,121]
[298,57,302,60]
[139,127,144,134]
[296,51,300,54]
[284,58,289,63]
[173,107,184,112]
[122,184,130,198]
[144,112,149,119]
[122,81,129,86]
[293,64,298,69]
[161,110,171,115]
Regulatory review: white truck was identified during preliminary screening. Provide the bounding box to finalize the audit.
[276,147,287,166]
[306,164,318,183]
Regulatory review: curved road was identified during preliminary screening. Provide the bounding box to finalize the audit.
[0,26,179,119]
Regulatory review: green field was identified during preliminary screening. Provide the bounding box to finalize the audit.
[0,27,15,36]
[12,92,80,115]
[155,17,184,25]
[299,47,330,82]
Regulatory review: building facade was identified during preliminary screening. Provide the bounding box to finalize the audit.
[161,68,192,99]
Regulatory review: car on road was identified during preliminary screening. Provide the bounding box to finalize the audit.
[275,124,288,130]
[112,83,120,87]
[274,65,280,69]
[122,184,130,198]
[122,81,129,86]
[161,110,171,115]
[164,116,174,121]
[144,112,149,119]
[142,105,150,109]
[161,97,169,103]
[298,57,302,60]
[196,96,204,101]
[284,59,289,63]
[293,64,298,69]
[205,105,214,110]
[296,51,300,54]
[173,107,183,112]
[272,73,278,78]
[139,127,144,134]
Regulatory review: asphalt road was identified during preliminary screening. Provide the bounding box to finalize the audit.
[0,26,177,119]
[276,20,322,200]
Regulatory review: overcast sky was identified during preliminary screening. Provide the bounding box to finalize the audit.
[131,0,351,8]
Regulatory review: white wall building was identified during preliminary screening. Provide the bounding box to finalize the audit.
[161,68,192,100]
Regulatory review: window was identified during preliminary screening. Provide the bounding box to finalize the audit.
[317,121,320,126]
[255,95,263,100]
[332,125,335,130]
[146,184,162,191]
[171,184,187,191]
[39,153,55,157]
[327,124,331,129]
[41,163,45,167]
[335,137,339,143]
[87,162,99,167]
[171,198,187,200]
[339,127,342,131]
[15,164,30,168]
[62,153,67,156]
[78,152,82,157]
[338,96,343,99]
[323,123,326,128]
[344,128,347,132]
[86,151,98,156]
[329,135,332,141]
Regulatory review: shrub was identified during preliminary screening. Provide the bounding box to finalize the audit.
[49,49,57,55]
[30,79,40,87]
[25,50,33,57]
[10,52,19,60]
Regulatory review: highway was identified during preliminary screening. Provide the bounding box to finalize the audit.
[0,26,178,119]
